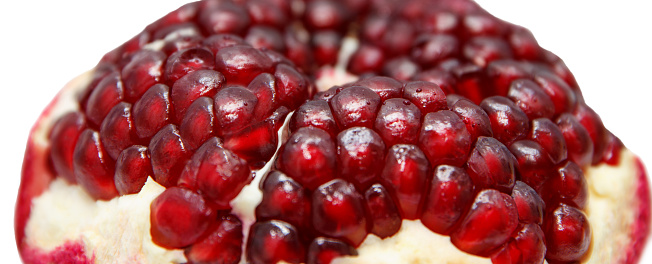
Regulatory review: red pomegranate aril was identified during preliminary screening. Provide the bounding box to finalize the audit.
[275,64,310,109]
[150,187,214,249]
[203,34,245,54]
[421,165,474,235]
[450,189,519,256]
[164,47,215,85]
[466,137,517,193]
[247,73,278,121]
[312,179,368,246]
[355,76,404,102]
[543,203,591,262]
[49,111,87,183]
[149,124,189,187]
[290,100,339,138]
[121,50,166,102]
[330,86,382,129]
[99,102,135,160]
[364,183,402,238]
[507,79,555,120]
[312,30,342,66]
[214,85,258,135]
[79,64,118,109]
[179,97,214,151]
[198,1,250,35]
[223,120,278,166]
[85,72,124,127]
[182,137,251,209]
[530,118,567,164]
[278,127,337,190]
[533,70,577,116]
[380,19,415,56]
[491,223,546,264]
[480,96,530,146]
[380,144,430,219]
[347,44,385,75]
[114,145,152,195]
[246,0,288,29]
[450,63,486,104]
[542,161,588,209]
[509,140,553,191]
[463,37,513,67]
[573,103,608,165]
[420,10,459,33]
[374,98,422,146]
[382,57,421,81]
[215,45,273,85]
[403,81,447,114]
[601,132,624,165]
[185,214,243,264]
[283,30,313,72]
[245,26,286,52]
[412,69,456,95]
[337,127,386,188]
[462,13,506,36]
[449,98,493,142]
[511,181,544,224]
[307,237,358,264]
[161,34,203,56]
[509,27,540,60]
[487,60,531,97]
[556,113,594,167]
[303,0,351,31]
[419,110,472,167]
[73,129,118,200]
[171,69,225,122]
[256,171,311,229]
[132,84,172,140]
[411,34,459,67]
[246,220,305,264]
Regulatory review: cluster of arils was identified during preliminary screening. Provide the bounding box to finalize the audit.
[43,0,622,263]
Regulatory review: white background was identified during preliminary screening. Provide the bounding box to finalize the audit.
[0,0,650,263]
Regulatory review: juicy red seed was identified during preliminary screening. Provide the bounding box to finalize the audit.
[290,100,339,138]
[556,113,594,167]
[421,165,474,235]
[214,85,258,135]
[533,70,577,116]
[530,118,567,164]
[199,1,250,35]
[203,34,245,54]
[100,102,135,160]
[179,97,214,151]
[450,63,487,104]
[215,45,273,85]
[171,69,225,121]
[303,0,351,31]
[49,111,87,183]
[312,30,342,66]
[245,26,286,52]
[380,144,430,219]
[164,47,215,85]
[507,79,555,120]
[278,127,337,190]
[462,14,506,36]
[364,183,402,238]
[573,103,608,165]
[267,106,290,132]
[149,124,189,187]
[449,98,493,141]
[361,14,389,43]
[223,120,278,166]
[347,44,385,74]
[79,64,118,109]
[374,98,422,146]
[509,27,540,60]
[256,171,311,229]
[380,19,415,56]
[275,63,310,109]
[466,137,517,193]
[246,0,288,28]
[121,50,166,102]
[283,30,314,72]
[420,10,459,33]
[419,110,472,167]
[184,214,243,264]
[543,203,591,262]
[411,34,459,67]
[246,220,305,264]
[145,2,199,34]
[337,127,386,188]
[450,189,519,256]
[161,34,203,56]
[403,81,447,114]
[85,72,124,127]
[491,223,546,264]
[330,86,382,129]
[463,37,513,67]
[511,181,544,224]
[73,129,118,200]
[601,132,624,165]
[509,140,553,191]
[480,96,530,146]
[114,145,152,195]
[181,137,251,209]
[355,76,403,102]
[542,161,588,209]
[312,179,368,246]
[152,22,200,40]
[307,237,358,264]
[382,57,421,81]
[150,187,214,249]
[247,73,278,121]
[487,60,531,97]
[132,84,172,140]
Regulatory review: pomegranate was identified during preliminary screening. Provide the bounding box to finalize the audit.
[13,0,651,264]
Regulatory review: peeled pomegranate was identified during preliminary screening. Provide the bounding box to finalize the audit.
[13,0,651,264]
